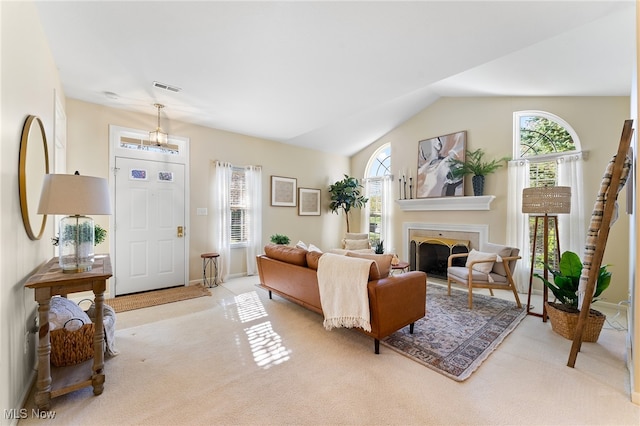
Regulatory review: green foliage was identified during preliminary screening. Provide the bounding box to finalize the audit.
[447,148,509,178]
[270,234,290,245]
[519,116,576,157]
[534,251,611,308]
[94,224,107,245]
[328,175,368,232]
[374,240,384,254]
[51,222,107,247]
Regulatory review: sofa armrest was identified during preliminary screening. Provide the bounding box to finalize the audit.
[367,271,427,338]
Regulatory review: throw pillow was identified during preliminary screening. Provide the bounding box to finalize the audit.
[344,233,369,240]
[346,252,393,279]
[308,244,322,253]
[465,249,497,275]
[344,239,370,250]
[295,240,308,250]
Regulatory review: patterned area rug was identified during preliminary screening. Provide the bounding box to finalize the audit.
[106,284,211,313]
[381,283,525,381]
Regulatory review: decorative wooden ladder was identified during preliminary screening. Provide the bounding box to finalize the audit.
[568,119,634,367]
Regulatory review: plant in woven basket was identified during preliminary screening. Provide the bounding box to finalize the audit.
[534,250,611,341]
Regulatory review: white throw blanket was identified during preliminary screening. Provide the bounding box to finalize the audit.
[317,253,373,332]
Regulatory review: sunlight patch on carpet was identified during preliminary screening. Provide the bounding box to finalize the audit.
[381,283,525,381]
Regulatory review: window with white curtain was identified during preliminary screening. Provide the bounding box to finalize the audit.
[364,144,393,251]
[507,111,585,292]
[212,161,262,280]
[230,167,248,245]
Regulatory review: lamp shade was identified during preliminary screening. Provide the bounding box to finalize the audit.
[38,174,112,215]
[522,186,571,214]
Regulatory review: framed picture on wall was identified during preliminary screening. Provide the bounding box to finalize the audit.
[416,130,466,198]
[271,176,297,207]
[298,188,321,216]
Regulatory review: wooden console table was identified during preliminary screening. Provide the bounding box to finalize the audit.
[25,254,112,410]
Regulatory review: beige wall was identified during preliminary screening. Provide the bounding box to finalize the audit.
[65,99,350,282]
[631,0,639,405]
[351,96,631,305]
[0,1,64,416]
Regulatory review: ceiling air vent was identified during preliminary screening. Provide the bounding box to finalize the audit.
[153,81,181,93]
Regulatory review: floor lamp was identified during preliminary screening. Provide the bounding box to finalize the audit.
[522,186,571,321]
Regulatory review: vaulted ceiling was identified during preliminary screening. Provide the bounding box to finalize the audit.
[35,1,635,156]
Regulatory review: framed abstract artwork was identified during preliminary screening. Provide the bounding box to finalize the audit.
[298,188,321,216]
[271,176,297,207]
[416,130,466,198]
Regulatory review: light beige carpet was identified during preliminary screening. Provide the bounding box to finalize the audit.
[19,277,640,425]
[106,284,211,313]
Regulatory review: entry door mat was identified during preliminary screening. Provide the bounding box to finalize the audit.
[381,284,525,381]
[107,284,211,313]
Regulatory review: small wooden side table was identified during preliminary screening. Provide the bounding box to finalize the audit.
[25,254,112,410]
[391,261,410,275]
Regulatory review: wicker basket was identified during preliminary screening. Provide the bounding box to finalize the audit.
[50,318,95,367]
[545,302,605,342]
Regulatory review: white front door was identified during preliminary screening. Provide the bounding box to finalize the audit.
[114,157,186,295]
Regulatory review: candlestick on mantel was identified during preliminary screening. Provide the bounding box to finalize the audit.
[398,178,402,200]
[409,177,413,199]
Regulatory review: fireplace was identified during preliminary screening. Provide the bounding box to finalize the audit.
[402,223,488,279]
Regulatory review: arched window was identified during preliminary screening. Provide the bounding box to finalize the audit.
[507,111,585,293]
[364,144,393,251]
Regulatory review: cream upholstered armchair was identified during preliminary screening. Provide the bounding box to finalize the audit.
[447,242,522,309]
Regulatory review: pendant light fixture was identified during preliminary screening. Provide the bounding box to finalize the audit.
[149,103,168,146]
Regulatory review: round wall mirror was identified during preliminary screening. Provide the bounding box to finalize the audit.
[19,115,49,240]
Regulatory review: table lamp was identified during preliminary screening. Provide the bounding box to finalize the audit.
[38,172,112,273]
[522,186,571,320]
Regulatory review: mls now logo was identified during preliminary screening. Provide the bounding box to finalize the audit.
[4,409,56,419]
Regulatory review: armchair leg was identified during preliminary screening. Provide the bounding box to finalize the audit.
[468,285,473,309]
[374,339,380,354]
[447,277,452,296]
[409,322,415,334]
[510,285,522,308]
[268,290,272,299]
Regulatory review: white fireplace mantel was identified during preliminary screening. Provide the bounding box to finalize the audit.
[395,195,495,211]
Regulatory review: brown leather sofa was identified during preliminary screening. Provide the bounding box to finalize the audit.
[256,244,427,354]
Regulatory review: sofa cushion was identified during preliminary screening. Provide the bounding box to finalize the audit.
[481,243,515,276]
[346,252,393,279]
[344,239,371,250]
[264,244,308,267]
[306,251,323,270]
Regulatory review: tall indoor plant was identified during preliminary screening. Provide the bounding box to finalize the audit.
[534,250,611,342]
[448,148,509,196]
[328,174,368,233]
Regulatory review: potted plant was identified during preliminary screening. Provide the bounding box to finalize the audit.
[328,175,368,232]
[270,234,290,245]
[374,239,384,254]
[52,223,107,247]
[448,148,509,196]
[534,251,611,342]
